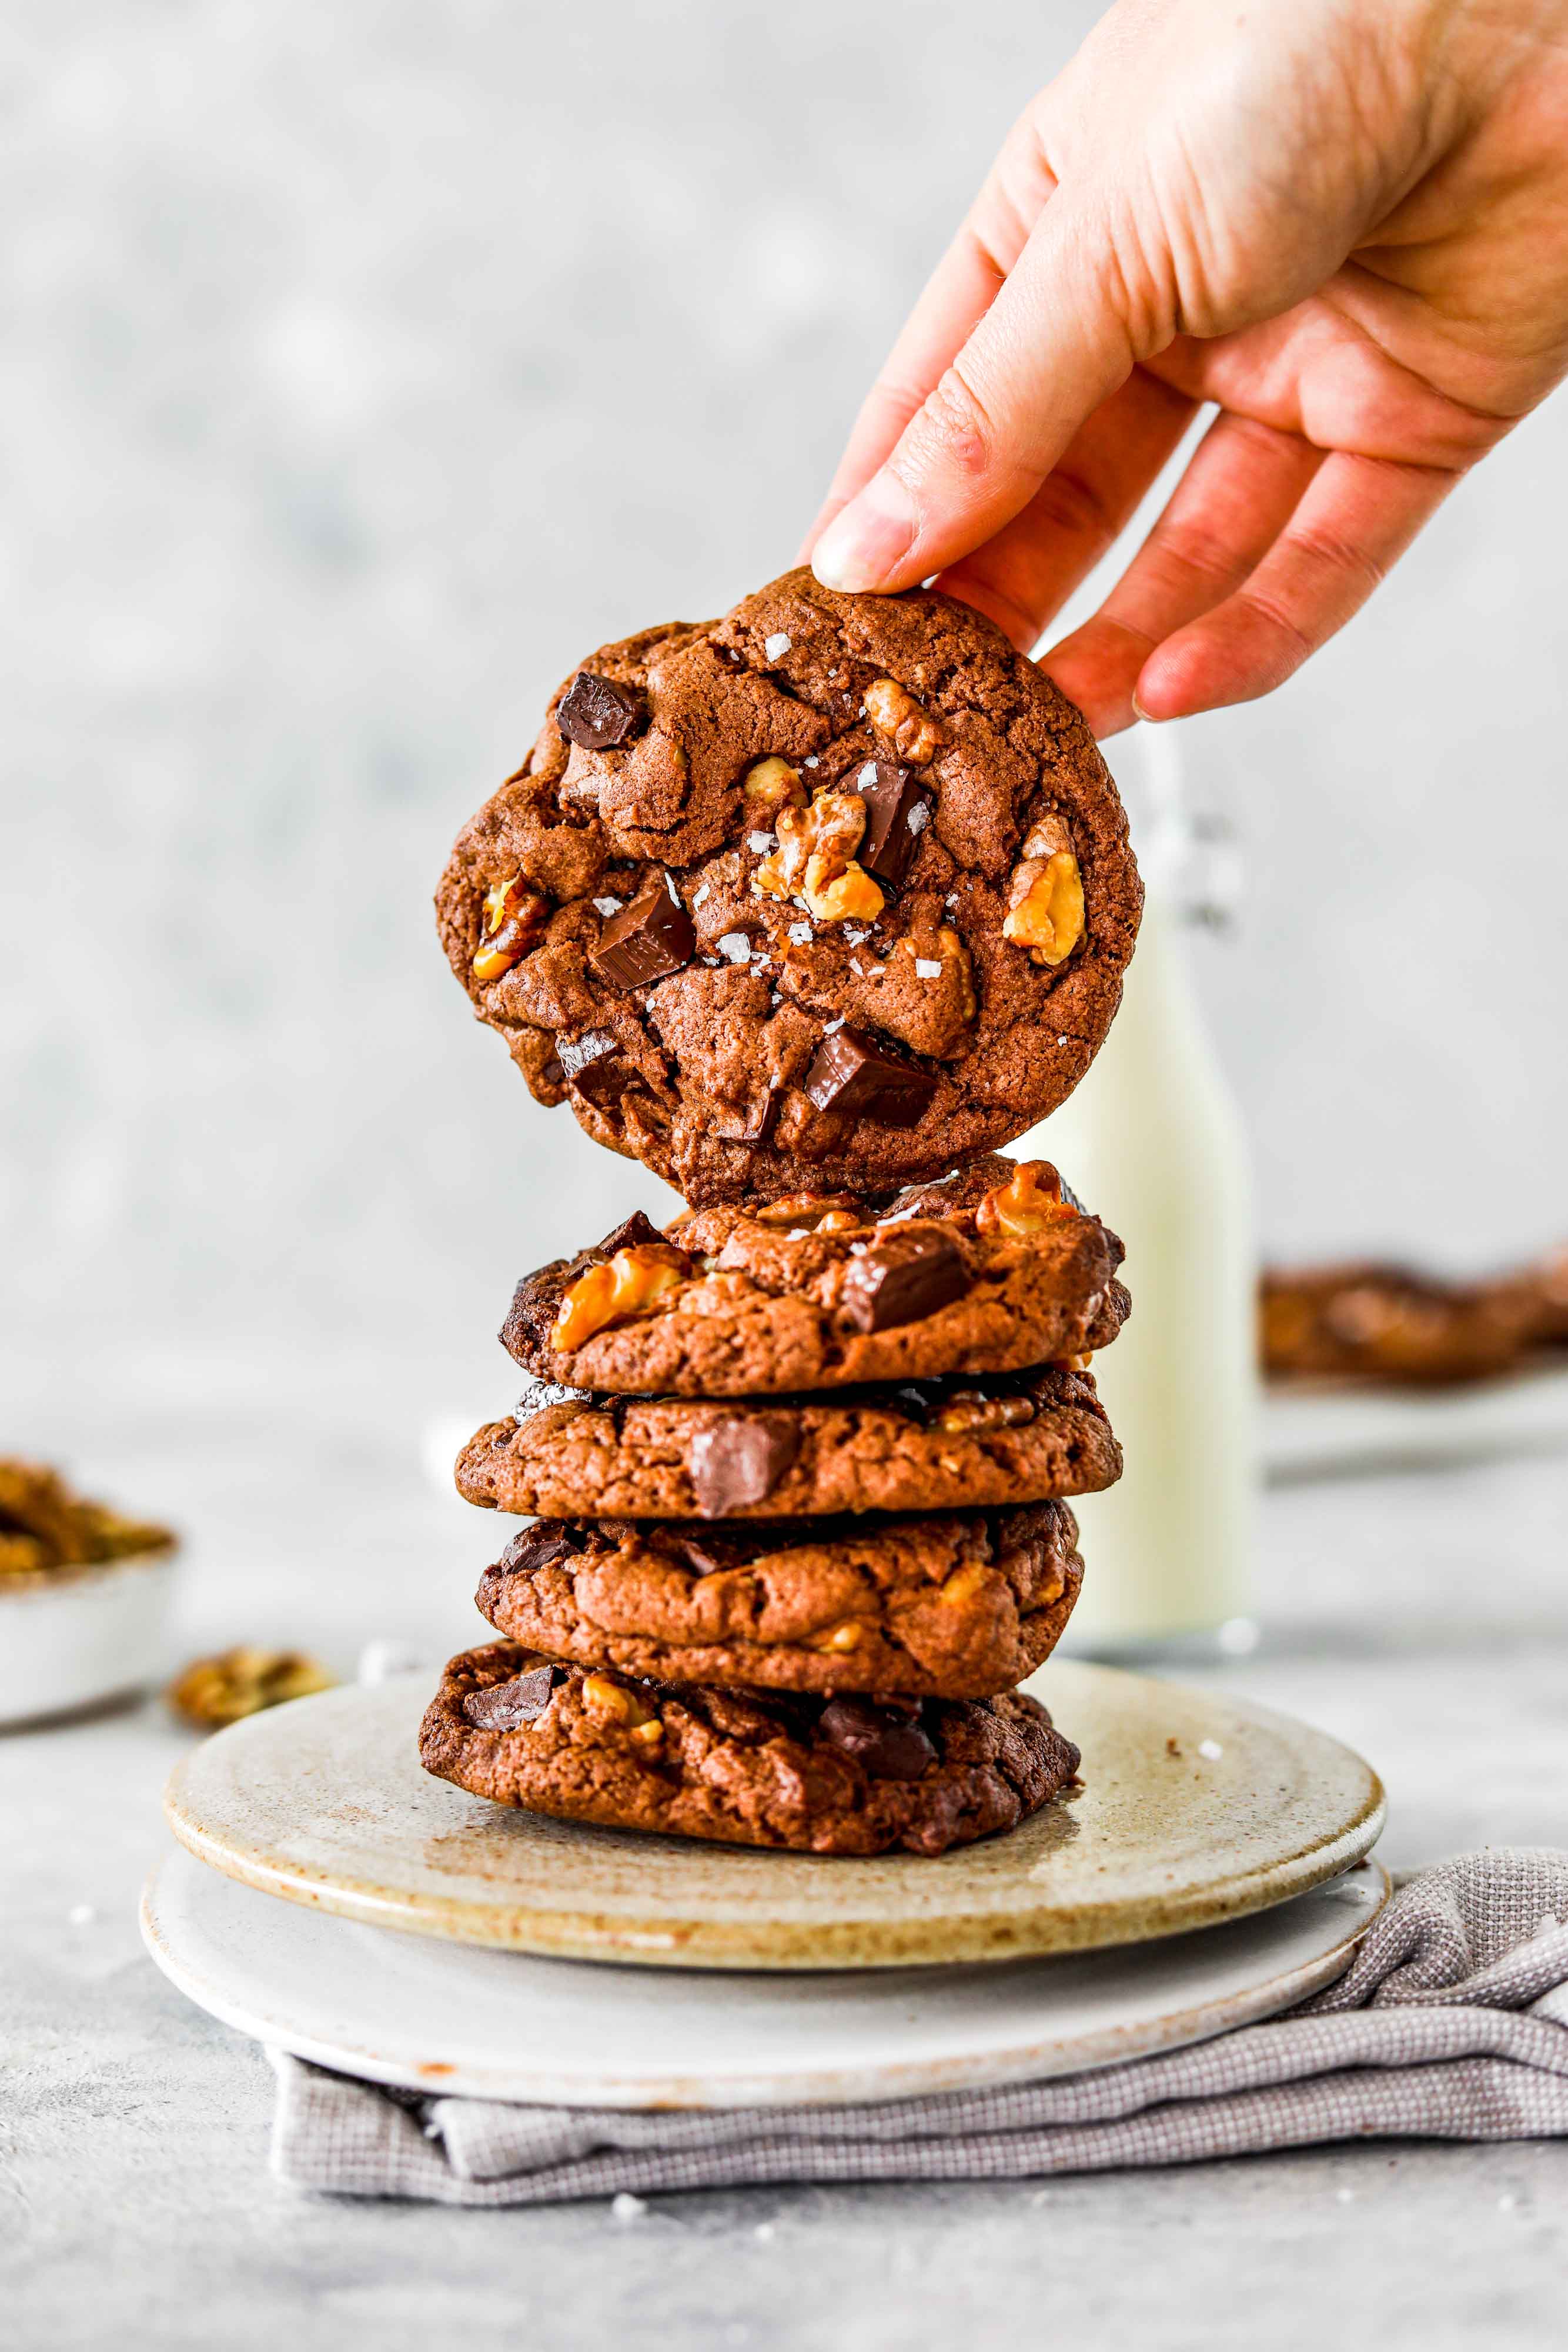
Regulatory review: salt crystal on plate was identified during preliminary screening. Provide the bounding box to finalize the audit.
[716,933,751,963]
[611,2192,648,2223]
[914,958,942,979]
[1197,1738,1224,1760]
[764,632,791,661]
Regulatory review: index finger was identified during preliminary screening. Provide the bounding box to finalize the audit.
[803,122,1055,556]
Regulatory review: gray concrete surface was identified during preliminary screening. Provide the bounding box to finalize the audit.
[4,1353,1566,2350]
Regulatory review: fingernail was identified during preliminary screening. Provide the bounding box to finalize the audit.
[811,472,918,592]
[1131,688,1160,723]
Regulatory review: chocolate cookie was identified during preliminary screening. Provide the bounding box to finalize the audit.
[1259,1262,1546,1387]
[475,1504,1082,1699]
[502,1157,1128,1398]
[455,1364,1121,1521]
[436,568,1141,1203]
[420,1640,1080,1857]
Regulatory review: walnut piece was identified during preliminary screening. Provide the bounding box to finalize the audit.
[0,1455,175,1574]
[473,873,550,981]
[864,677,945,764]
[752,1192,861,1228]
[809,1620,865,1653]
[168,1646,335,1730]
[935,1562,994,1608]
[975,1160,1079,1238]
[743,756,806,815]
[932,1394,1038,1433]
[753,784,885,923]
[550,1244,688,1354]
[583,1672,661,1731]
[1002,813,1084,966]
[802,856,885,923]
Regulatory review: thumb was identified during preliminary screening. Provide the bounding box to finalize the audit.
[812,195,1146,595]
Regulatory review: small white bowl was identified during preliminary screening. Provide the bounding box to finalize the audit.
[0,1550,179,1728]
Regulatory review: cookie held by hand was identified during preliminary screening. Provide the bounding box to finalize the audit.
[436,568,1141,1202]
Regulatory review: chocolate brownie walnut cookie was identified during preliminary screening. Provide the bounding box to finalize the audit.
[420,1640,1081,1857]
[436,568,1141,1202]
[457,1364,1121,1521]
[476,1504,1082,1700]
[502,1156,1128,1398]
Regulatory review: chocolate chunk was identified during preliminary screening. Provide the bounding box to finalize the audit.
[803,1027,938,1128]
[496,1523,581,1578]
[716,1083,780,1145]
[688,1413,800,1517]
[819,1694,936,1780]
[841,1228,969,1332]
[590,873,694,991]
[591,1211,670,1258]
[854,760,934,887]
[556,1029,626,1105]
[462,1666,561,1730]
[556,670,644,751]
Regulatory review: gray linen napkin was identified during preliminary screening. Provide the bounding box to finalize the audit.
[269,1848,1568,2204]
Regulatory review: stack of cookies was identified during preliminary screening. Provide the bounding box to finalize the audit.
[420,567,1144,1858]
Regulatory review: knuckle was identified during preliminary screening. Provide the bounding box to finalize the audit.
[1029,464,1119,550]
[1235,587,1315,670]
[911,365,997,482]
[1288,519,1386,596]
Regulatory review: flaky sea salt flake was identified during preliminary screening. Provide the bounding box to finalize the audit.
[787,921,811,944]
[716,933,752,964]
[764,632,791,662]
[748,831,775,854]
[914,958,942,979]
[593,896,623,917]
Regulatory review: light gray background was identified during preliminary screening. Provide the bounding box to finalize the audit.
[3,0,1565,1388]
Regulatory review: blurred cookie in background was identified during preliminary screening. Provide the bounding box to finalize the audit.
[1261,1249,1568,1388]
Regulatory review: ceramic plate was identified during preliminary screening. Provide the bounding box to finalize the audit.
[142,1843,1388,2109]
[162,1664,1384,1969]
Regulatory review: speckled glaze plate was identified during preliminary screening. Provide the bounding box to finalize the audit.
[142,1844,1389,2109]
[162,1665,1385,1970]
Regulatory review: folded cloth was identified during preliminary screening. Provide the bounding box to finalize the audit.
[270,1849,1568,2205]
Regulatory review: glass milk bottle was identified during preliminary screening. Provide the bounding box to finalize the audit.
[1025,725,1258,1651]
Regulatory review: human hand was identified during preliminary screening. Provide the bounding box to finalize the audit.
[806,0,1568,736]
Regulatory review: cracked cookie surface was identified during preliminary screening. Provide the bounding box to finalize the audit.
[420,1639,1080,1857]
[502,1156,1128,1397]
[456,1364,1121,1521]
[436,567,1141,1202]
[475,1504,1082,1700]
